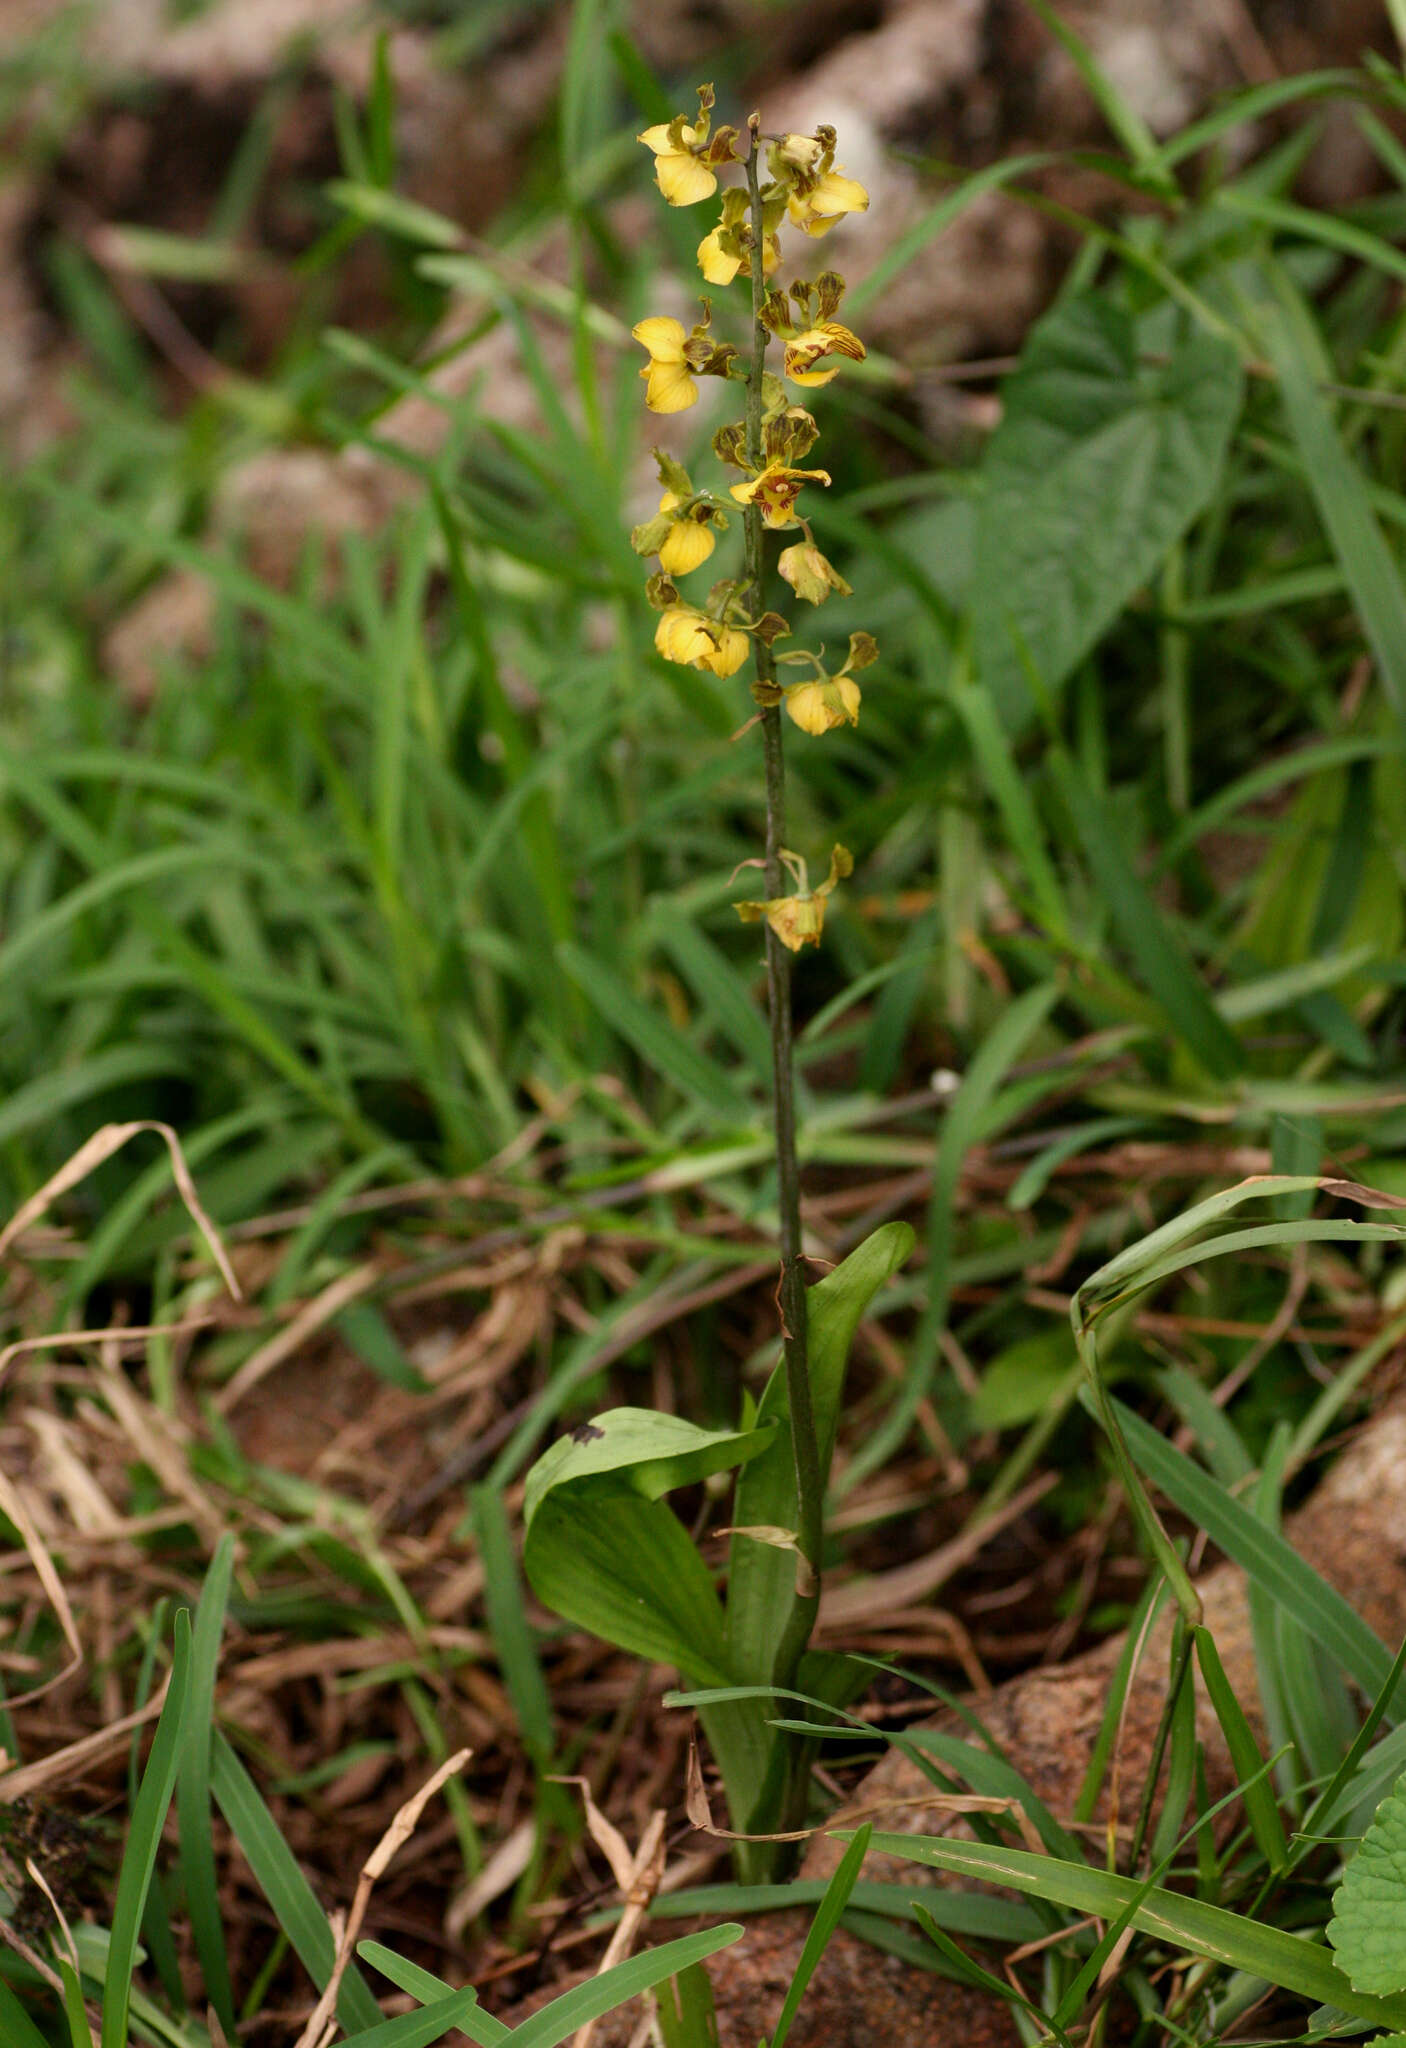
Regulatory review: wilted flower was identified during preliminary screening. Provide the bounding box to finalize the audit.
[778,542,850,605]
[734,845,853,952]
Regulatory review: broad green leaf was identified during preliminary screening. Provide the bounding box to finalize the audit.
[524,1409,777,1521]
[1329,1772,1406,1993]
[973,295,1243,729]
[863,1833,1406,2030]
[523,1410,776,1687]
[726,1227,915,1696]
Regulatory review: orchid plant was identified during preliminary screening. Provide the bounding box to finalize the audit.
[523,88,911,1882]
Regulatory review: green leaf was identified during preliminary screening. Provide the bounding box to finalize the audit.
[102,1610,192,2048]
[973,295,1243,729]
[726,1227,915,1694]
[177,1537,238,2040]
[508,1927,744,2048]
[769,1826,872,2048]
[1050,747,1244,1081]
[0,1977,56,2048]
[655,1963,720,2048]
[327,179,465,248]
[1022,0,1173,191]
[472,1483,555,1767]
[862,1833,1406,2030]
[971,1329,1080,1430]
[1258,278,1406,739]
[523,1410,777,1687]
[559,942,754,1125]
[358,1943,506,2041]
[339,1991,488,2046]
[210,1732,384,2033]
[1329,1771,1406,1993]
[1193,1625,1289,1872]
[1107,1398,1401,1710]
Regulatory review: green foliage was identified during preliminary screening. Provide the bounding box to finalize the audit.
[972,296,1244,730]
[1330,1773,1406,1993]
[11,4,1406,2042]
[523,1226,913,1873]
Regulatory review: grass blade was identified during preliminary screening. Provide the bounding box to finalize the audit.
[101,1610,193,2048]
[862,1833,1406,2029]
[1107,1398,1401,1710]
[769,1825,871,2048]
[177,1536,238,2039]
[210,1731,384,2032]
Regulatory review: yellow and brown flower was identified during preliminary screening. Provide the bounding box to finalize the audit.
[729,459,830,529]
[734,845,853,953]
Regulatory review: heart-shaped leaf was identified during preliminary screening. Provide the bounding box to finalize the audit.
[973,295,1244,729]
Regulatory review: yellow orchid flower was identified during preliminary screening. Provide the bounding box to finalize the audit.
[782,320,866,387]
[654,604,749,678]
[784,673,861,735]
[639,126,718,206]
[656,491,716,576]
[786,167,870,237]
[780,630,876,734]
[631,317,698,414]
[637,86,729,207]
[734,845,853,953]
[729,459,831,529]
[697,224,781,286]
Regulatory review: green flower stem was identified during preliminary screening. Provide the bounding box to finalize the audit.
[744,122,821,1692]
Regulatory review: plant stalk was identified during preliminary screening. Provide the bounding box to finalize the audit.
[743,123,821,1691]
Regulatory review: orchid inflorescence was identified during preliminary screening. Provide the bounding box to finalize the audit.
[629,86,873,952]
